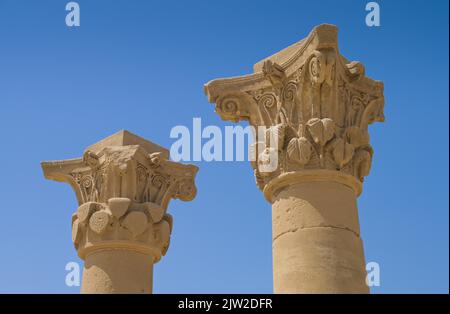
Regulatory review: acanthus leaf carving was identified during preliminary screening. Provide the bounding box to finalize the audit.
[42,131,198,263]
[306,118,335,147]
[287,136,312,167]
[330,138,355,169]
[204,24,384,193]
[70,197,174,262]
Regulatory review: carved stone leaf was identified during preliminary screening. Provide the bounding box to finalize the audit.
[306,118,335,146]
[254,168,265,189]
[72,219,81,244]
[306,118,322,144]
[332,138,355,168]
[145,202,165,223]
[354,149,372,181]
[266,123,285,151]
[108,198,131,218]
[322,118,335,142]
[155,219,171,256]
[163,213,173,233]
[258,147,279,175]
[122,211,148,237]
[77,202,98,223]
[345,126,369,148]
[249,141,264,168]
[287,137,312,166]
[89,210,110,235]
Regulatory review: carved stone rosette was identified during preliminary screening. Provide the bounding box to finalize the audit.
[204,24,384,200]
[42,130,198,293]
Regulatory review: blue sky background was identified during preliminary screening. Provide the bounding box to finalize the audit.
[0,0,448,293]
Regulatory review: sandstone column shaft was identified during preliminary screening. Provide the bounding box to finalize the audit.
[272,181,368,293]
[81,250,154,293]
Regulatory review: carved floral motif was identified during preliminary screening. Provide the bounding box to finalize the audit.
[72,198,173,261]
[42,134,198,262]
[68,147,197,208]
[204,24,384,191]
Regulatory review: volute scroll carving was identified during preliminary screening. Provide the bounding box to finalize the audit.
[204,24,384,196]
[42,130,198,261]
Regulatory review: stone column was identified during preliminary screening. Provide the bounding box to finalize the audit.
[41,130,198,293]
[204,24,384,293]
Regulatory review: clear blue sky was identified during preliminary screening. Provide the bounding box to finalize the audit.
[0,0,448,293]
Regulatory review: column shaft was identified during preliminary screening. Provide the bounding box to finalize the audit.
[81,250,154,293]
[272,181,368,293]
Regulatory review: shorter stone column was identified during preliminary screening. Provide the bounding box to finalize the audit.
[42,130,198,293]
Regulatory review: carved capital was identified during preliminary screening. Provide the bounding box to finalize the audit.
[42,130,198,261]
[204,24,384,199]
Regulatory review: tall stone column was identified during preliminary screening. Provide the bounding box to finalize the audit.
[41,130,198,293]
[204,24,384,293]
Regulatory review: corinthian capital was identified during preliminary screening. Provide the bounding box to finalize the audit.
[42,130,198,262]
[204,24,384,200]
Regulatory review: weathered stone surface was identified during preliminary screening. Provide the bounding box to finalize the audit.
[204,24,384,293]
[108,198,131,218]
[42,130,198,294]
[204,24,384,195]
